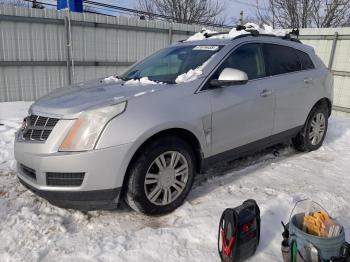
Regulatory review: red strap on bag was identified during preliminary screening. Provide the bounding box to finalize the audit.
[242,224,250,232]
[221,229,236,257]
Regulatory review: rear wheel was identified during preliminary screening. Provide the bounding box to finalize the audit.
[292,104,329,152]
[125,136,195,215]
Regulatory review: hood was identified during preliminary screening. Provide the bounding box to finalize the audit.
[30,78,166,118]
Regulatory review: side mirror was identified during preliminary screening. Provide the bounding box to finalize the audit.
[210,68,248,88]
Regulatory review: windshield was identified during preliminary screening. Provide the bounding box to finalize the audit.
[120,45,223,84]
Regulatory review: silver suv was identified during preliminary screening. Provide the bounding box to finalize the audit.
[14,33,333,214]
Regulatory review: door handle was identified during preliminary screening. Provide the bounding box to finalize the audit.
[260,89,273,97]
[304,77,313,84]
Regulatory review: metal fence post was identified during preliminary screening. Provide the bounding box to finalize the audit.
[328,32,338,70]
[64,16,72,85]
[168,24,173,44]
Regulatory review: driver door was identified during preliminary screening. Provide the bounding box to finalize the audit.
[208,43,275,156]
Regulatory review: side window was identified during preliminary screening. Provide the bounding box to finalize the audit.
[214,43,266,80]
[263,44,302,76]
[295,49,315,70]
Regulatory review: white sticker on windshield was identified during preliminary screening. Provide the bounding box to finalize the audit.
[193,46,219,51]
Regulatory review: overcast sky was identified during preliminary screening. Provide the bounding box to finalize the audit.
[101,0,259,26]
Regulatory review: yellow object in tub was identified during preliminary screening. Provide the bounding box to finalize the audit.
[303,211,330,236]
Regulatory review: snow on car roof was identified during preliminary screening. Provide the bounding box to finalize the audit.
[185,23,287,42]
[176,23,314,54]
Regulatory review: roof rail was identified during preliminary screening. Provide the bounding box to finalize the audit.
[232,32,302,42]
[178,26,301,43]
[231,26,302,43]
[203,31,229,38]
[177,31,229,42]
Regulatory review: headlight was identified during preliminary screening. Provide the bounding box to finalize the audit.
[59,102,127,152]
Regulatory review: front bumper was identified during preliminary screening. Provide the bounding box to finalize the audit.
[19,177,121,210]
[15,141,134,210]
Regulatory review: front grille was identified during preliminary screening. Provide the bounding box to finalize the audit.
[21,115,59,142]
[46,172,85,187]
[20,164,36,180]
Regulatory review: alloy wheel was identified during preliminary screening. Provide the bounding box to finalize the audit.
[144,151,189,206]
[309,112,326,145]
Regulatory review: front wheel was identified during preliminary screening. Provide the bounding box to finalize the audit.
[125,136,195,215]
[292,105,329,152]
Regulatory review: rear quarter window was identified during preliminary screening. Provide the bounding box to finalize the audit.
[295,49,315,70]
[263,44,302,76]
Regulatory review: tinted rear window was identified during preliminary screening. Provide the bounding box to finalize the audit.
[263,44,302,76]
[295,49,315,70]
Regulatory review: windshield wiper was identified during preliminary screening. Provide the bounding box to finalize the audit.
[157,80,174,84]
[119,76,132,81]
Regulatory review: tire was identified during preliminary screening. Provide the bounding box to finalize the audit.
[292,104,329,152]
[125,136,196,215]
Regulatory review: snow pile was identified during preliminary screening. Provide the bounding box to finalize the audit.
[186,28,220,41]
[103,76,164,86]
[175,56,214,84]
[175,67,204,84]
[186,23,286,42]
[1,102,350,261]
[124,77,163,86]
[261,24,286,37]
[0,102,32,172]
[102,75,123,84]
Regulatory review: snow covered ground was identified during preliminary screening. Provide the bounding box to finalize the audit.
[0,102,349,262]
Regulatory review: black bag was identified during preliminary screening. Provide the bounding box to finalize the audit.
[218,199,261,262]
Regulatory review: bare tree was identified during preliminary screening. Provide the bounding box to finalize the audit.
[256,0,350,28]
[136,0,226,25]
[231,13,263,26]
[0,0,44,9]
[0,0,28,7]
[313,0,350,27]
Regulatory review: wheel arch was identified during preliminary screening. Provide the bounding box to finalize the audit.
[314,97,332,117]
[120,128,204,197]
[293,97,331,152]
[302,97,332,128]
